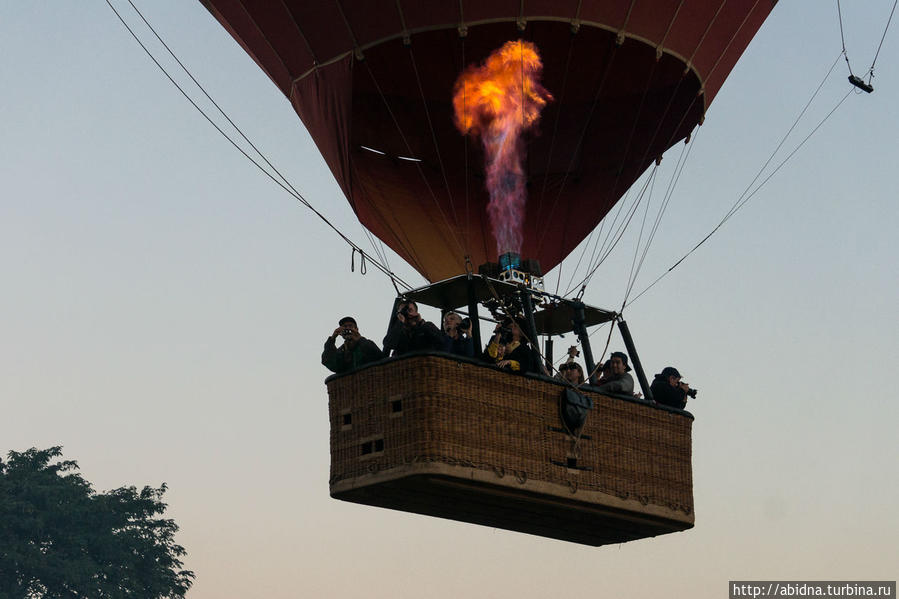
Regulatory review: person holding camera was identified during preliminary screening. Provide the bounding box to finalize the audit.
[442,312,475,358]
[556,346,585,385]
[650,366,695,409]
[321,316,384,374]
[382,300,445,357]
[596,351,635,394]
[482,317,535,373]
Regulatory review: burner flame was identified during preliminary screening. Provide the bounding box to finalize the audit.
[453,40,552,256]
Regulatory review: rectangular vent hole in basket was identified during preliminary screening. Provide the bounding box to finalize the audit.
[361,438,384,456]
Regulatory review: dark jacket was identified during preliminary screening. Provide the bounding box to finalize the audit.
[481,339,536,374]
[382,318,445,356]
[442,333,475,358]
[650,375,687,409]
[322,336,384,374]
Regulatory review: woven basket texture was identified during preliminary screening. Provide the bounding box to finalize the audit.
[328,354,693,517]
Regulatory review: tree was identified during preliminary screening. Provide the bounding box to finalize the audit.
[0,447,194,598]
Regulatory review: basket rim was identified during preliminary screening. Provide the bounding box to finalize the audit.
[324,351,694,419]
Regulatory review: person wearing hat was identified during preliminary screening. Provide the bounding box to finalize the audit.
[650,366,691,409]
[322,316,384,374]
[596,351,635,394]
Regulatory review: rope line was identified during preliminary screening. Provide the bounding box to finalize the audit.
[128,0,396,269]
[838,0,898,84]
[563,165,658,297]
[106,0,412,290]
[627,127,700,300]
[838,0,855,76]
[622,166,657,310]
[626,86,853,308]
[869,0,899,80]
[554,1,736,300]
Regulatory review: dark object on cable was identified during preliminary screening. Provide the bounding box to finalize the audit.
[848,74,874,93]
[560,387,593,433]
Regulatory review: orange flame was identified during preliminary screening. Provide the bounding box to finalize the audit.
[453,40,552,256]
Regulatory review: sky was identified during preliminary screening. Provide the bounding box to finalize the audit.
[2,2,897,598]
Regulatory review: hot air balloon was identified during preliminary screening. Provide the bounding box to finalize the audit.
[201,0,775,545]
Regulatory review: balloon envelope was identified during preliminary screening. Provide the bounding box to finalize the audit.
[201,0,774,282]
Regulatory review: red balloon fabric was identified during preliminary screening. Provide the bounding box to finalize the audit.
[202,0,774,282]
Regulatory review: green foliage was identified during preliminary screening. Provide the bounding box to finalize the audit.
[0,447,194,599]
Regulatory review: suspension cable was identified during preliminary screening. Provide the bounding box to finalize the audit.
[625,86,853,308]
[626,127,700,301]
[869,0,899,81]
[563,165,657,297]
[106,0,413,290]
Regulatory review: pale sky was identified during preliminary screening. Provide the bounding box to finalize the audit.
[2,2,896,598]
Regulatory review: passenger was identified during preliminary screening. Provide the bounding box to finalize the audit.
[598,357,643,398]
[558,362,585,385]
[595,351,635,395]
[556,346,585,385]
[321,316,384,374]
[382,300,445,357]
[482,317,536,373]
[442,312,475,358]
[597,359,612,383]
[650,366,692,409]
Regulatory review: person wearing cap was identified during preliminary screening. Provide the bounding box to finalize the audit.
[650,366,691,409]
[322,316,384,374]
[596,351,635,394]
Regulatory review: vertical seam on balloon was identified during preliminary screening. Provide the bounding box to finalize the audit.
[277,0,318,66]
[233,0,295,91]
[361,59,469,265]
[333,0,362,58]
[534,38,620,254]
[406,42,463,258]
[354,168,429,277]
[702,0,763,106]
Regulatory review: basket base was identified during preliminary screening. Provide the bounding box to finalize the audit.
[331,463,693,546]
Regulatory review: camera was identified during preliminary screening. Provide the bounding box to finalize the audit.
[458,317,471,332]
[496,317,516,344]
[340,328,353,339]
[686,387,698,399]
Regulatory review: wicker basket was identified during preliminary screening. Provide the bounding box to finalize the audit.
[327,354,694,546]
